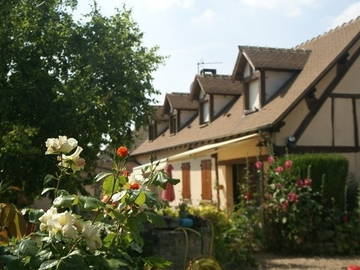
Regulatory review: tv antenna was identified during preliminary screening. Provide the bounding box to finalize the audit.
[197,61,222,74]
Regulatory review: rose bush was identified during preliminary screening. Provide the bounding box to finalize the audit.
[0,136,179,269]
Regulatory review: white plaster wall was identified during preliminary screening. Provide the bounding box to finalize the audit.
[334,98,354,146]
[199,88,206,100]
[244,62,252,78]
[333,55,360,94]
[249,80,260,110]
[180,110,196,128]
[275,100,309,146]
[265,71,293,101]
[314,66,336,99]
[213,95,233,116]
[297,98,332,146]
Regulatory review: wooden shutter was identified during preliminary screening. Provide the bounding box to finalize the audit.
[201,160,212,200]
[181,163,191,199]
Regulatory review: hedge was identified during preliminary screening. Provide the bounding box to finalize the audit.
[282,153,348,209]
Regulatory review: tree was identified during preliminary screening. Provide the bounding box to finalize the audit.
[0,0,163,204]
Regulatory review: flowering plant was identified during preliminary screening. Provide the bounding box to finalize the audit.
[0,137,179,269]
[257,156,323,251]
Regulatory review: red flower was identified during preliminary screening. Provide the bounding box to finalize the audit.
[303,178,312,187]
[284,160,293,169]
[288,192,298,203]
[296,179,304,187]
[348,265,360,270]
[275,166,284,174]
[116,146,128,157]
[267,156,275,164]
[122,170,130,177]
[130,182,140,190]
[255,161,263,170]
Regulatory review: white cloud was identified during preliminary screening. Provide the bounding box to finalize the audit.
[331,1,360,28]
[125,0,194,12]
[240,0,317,17]
[191,9,216,24]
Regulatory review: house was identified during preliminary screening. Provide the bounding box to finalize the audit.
[131,17,360,210]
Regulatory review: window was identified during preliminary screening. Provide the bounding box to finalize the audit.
[200,100,210,124]
[148,121,157,140]
[246,80,260,112]
[181,163,191,200]
[243,63,253,78]
[201,160,212,200]
[169,115,177,134]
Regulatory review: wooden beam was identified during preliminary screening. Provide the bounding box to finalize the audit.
[331,96,335,147]
[293,44,360,142]
[353,97,359,148]
[329,93,360,99]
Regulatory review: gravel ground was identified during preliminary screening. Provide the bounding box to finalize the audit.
[254,253,360,270]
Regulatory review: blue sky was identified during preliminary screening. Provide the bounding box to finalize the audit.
[74,0,360,103]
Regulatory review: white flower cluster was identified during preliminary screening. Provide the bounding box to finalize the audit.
[45,136,85,172]
[39,207,102,251]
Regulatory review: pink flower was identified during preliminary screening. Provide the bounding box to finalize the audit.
[296,179,304,187]
[255,161,263,170]
[348,265,360,270]
[275,166,284,174]
[281,200,289,211]
[303,178,312,187]
[284,160,293,169]
[267,156,275,164]
[288,192,298,203]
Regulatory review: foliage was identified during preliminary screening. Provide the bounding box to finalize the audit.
[188,204,257,269]
[0,0,163,204]
[252,154,360,255]
[0,136,179,269]
[281,153,348,209]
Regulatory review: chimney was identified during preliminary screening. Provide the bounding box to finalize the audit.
[200,68,217,76]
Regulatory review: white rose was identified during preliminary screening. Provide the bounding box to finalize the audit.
[39,207,58,231]
[81,222,102,251]
[60,146,85,172]
[62,224,78,239]
[45,136,78,155]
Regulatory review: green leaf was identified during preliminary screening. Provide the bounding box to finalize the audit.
[41,187,56,196]
[135,191,146,206]
[106,258,128,269]
[18,239,38,256]
[143,256,172,269]
[79,196,102,210]
[53,195,77,208]
[39,260,59,270]
[28,209,45,223]
[112,190,127,202]
[43,174,57,185]
[102,175,120,195]
[103,233,116,248]
[94,172,113,183]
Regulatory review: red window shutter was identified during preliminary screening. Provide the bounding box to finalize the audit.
[201,160,212,200]
[181,163,191,199]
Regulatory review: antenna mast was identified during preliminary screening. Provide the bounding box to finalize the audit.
[197,61,222,74]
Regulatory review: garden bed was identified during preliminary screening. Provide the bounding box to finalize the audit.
[254,253,360,270]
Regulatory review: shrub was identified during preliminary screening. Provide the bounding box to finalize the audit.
[282,153,348,209]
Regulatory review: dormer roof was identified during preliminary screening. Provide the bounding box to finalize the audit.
[163,93,198,113]
[190,74,243,99]
[151,105,168,121]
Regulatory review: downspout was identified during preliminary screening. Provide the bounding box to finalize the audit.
[211,153,221,210]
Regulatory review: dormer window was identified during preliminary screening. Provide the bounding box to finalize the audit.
[243,63,253,78]
[200,100,210,124]
[244,79,260,113]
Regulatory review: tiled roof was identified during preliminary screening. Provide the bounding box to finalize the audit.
[151,105,168,121]
[190,75,243,99]
[240,46,311,70]
[132,17,360,156]
[164,93,198,111]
